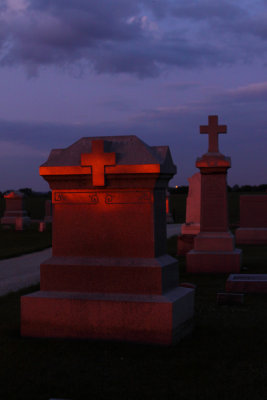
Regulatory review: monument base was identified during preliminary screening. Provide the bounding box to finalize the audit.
[177,234,195,255]
[186,249,242,273]
[40,255,179,295]
[21,287,194,345]
[235,228,267,245]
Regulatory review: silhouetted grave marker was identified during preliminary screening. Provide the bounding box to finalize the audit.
[1,191,30,230]
[21,136,195,345]
[166,189,174,223]
[178,172,201,255]
[226,274,267,293]
[186,116,242,273]
[235,195,267,244]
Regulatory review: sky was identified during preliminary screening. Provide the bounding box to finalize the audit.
[0,0,266,191]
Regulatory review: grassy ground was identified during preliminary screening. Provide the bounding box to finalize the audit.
[0,224,52,259]
[0,238,266,399]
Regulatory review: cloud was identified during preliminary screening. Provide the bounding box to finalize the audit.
[225,82,267,102]
[0,139,47,158]
[0,0,267,77]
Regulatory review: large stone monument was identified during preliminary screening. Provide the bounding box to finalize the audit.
[21,136,194,345]
[1,191,30,229]
[235,195,267,244]
[186,116,241,273]
[177,173,201,255]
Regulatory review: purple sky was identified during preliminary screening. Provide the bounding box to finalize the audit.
[0,0,266,191]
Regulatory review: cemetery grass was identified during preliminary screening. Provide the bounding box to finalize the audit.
[0,224,51,259]
[0,241,266,399]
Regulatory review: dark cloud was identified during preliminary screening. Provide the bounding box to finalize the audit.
[0,0,266,77]
[171,0,244,21]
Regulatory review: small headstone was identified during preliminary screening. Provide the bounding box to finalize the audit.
[216,292,244,305]
[226,274,267,293]
[186,115,241,273]
[21,135,195,345]
[1,191,30,229]
[15,217,23,231]
[235,195,267,244]
[39,221,46,232]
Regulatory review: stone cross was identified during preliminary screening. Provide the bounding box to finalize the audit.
[81,139,116,186]
[200,115,227,153]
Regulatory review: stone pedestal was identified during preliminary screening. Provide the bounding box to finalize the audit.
[1,191,30,229]
[178,173,201,255]
[21,136,194,345]
[186,116,242,273]
[235,195,267,244]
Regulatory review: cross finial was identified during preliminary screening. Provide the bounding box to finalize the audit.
[200,115,227,153]
[81,140,116,186]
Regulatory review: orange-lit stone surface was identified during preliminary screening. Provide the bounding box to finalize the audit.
[21,135,195,345]
[186,116,242,273]
[235,195,267,244]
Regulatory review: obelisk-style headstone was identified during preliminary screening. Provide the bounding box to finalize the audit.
[177,173,201,255]
[21,135,194,345]
[186,116,241,273]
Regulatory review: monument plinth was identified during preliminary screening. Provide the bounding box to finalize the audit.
[186,116,242,273]
[21,136,194,345]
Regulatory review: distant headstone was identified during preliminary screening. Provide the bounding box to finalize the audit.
[21,135,195,345]
[182,172,201,234]
[216,292,244,305]
[235,195,267,244]
[177,172,201,255]
[38,221,46,232]
[166,189,174,223]
[44,199,52,223]
[1,191,30,229]
[226,274,267,293]
[186,116,242,273]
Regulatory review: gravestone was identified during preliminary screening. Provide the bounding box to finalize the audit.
[235,195,267,244]
[1,191,30,229]
[166,189,174,223]
[21,136,194,345]
[226,274,267,293]
[177,173,201,255]
[44,199,52,223]
[186,116,241,273]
